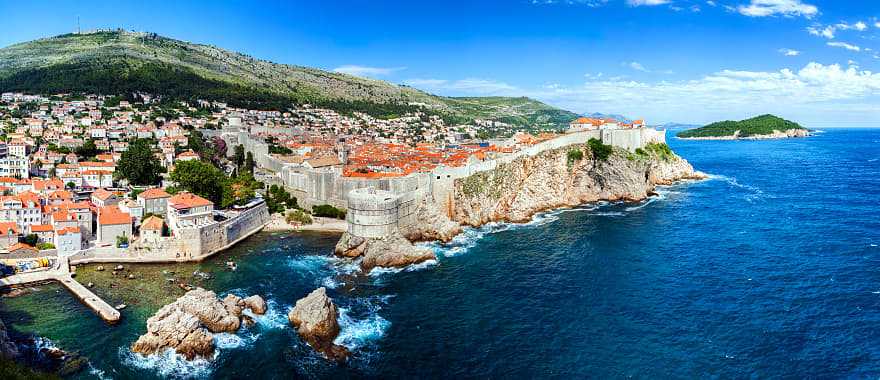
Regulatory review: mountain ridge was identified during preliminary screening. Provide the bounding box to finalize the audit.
[0,30,578,128]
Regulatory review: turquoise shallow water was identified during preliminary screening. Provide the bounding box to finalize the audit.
[2,128,879,379]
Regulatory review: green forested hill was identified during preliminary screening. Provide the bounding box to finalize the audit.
[0,31,577,127]
[677,114,806,138]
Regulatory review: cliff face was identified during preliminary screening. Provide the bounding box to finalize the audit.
[447,144,702,226]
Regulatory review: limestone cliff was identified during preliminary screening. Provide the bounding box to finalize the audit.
[440,143,703,227]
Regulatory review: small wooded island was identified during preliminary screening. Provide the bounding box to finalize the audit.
[677,114,810,140]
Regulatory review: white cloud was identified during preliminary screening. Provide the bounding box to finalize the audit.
[737,0,818,18]
[626,0,671,6]
[403,78,518,95]
[836,21,868,31]
[706,0,717,6]
[807,25,835,39]
[405,63,880,124]
[624,61,650,72]
[332,65,405,77]
[827,41,861,52]
[779,48,801,56]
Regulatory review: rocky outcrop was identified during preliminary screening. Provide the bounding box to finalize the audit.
[335,231,436,271]
[131,288,266,360]
[401,196,462,242]
[448,144,705,226]
[288,287,348,360]
[0,318,19,359]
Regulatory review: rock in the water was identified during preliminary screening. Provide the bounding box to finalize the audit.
[0,318,19,359]
[242,295,267,315]
[131,288,265,360]
[288,287,348,360]
[335,231,436,271]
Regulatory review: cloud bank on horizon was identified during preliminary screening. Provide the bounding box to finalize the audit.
[392,0,879,126]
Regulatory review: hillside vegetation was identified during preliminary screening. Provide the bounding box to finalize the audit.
[0,31,577,127]
[677,114,806,138]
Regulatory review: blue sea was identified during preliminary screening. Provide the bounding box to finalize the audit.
[1,128,879,379]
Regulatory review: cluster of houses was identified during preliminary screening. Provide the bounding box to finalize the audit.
[0,174,217,257]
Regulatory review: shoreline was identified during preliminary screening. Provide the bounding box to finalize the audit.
[263,214,347,233]
[678,129,812,141]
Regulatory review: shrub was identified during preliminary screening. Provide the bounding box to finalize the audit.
[312,204,346,219]
[36,242,55,250]
[567,149,583,165]
[587,138,613,161]
[286,209,313,225]
[116,235,129,247]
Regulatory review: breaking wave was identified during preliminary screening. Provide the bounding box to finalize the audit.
[120,347,216,379]
[334,296,393,351]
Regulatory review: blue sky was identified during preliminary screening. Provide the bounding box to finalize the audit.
[2,0,880,126]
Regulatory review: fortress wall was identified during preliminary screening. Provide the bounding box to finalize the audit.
[346,188,401,238]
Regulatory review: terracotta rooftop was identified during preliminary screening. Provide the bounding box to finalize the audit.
[30,224,53,233]
[169,192,213,209]
[98,205,132,225]
[138,188,171,200]
[141,215,164,231]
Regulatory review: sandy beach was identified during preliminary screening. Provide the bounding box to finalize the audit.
[263,213,347,233]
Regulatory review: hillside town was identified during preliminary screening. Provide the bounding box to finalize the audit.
[0,91,659,278]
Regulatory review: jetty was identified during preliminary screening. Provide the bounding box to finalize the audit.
[0,256,120,323]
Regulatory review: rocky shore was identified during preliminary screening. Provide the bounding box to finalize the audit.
[335,231,436,271]
[288,287,348,360]
[445,143,705,227]
[131,288,266,360]
[331,143,704,271]
[678,128,810,140]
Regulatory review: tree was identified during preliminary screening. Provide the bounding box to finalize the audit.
[169,160,228,205]
[244,152,255,174]
[117,139,163,185]
[76,139,99,159]
[20,234,38,246]
[222,173,260,208]
[233,145,245,168]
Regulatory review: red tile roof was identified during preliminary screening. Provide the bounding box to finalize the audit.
[169,192,213,209]
[138,188,171,200]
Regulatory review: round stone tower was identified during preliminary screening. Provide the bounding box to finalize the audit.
[346,187,401,238]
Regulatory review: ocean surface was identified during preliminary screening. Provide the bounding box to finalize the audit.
[2,128,879,379]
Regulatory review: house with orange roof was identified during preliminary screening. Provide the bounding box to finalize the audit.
[118,199,143,225]
[167,192,214,229]
[91,188,119,207]
[137,188,171,216]
[176,150,200,163]
[82,170,113,188]
[0,192,42,233]
[32,178,65,195]
[47,190,73,205]
[140,215,164,243]
[96,205,132,246]
[54,226,82,255]
[30,224,54,243]
[60,172,83,188]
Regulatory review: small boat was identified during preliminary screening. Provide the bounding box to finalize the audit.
[115,304,127,310]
